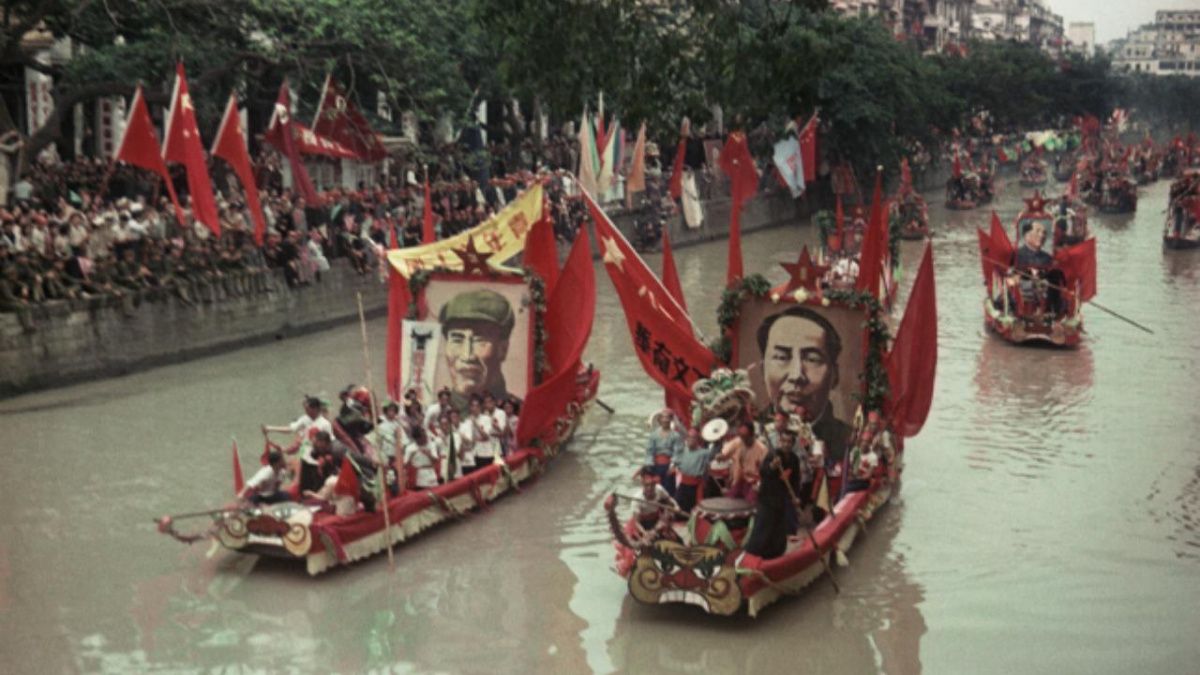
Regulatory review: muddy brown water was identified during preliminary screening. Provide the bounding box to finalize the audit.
[1,177,1198,673]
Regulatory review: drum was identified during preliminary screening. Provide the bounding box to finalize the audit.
[690,497,755,551]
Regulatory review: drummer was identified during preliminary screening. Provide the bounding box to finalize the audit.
[644,409,683,496]
[719,421,768,503]
[672,427,717,514]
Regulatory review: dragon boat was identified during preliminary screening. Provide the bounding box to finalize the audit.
[891,158,931,240]
[1018,156,1048,187]
[978,193,1095,348]
[1164,170,1200,250]
[158,183,603,574]
[945,166,994,210]
[593,170,937,616]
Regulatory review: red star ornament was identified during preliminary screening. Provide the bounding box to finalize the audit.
[451,235,494,275]
[779,246,827,296]
[1022,190,1048,215]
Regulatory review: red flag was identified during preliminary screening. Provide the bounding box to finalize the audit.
[264,81,321,205]
[211,92,267,245]
[831,195,845,252]
[886,243,937,437]
[422,176,436,244]
[720,131,757,286]
[900,158,913,192]
[668,132,687,201]
[333,456,360,499]
[312,74,387,162]
[978,211,1014,287]
[232,440,245,496]
[1054,238,1096,303]
[797,113,819,182]
[1067,171,1079,200]
[661,228,686,312]
[719,131,759,207]
[856,170,886,299]
[587,191,715,401]
[523,210,560,296]
[163,63,220,237]
[517,225,595,446]
[385,264,408,401]
[114,85,185,224]
[660,228,692,420]
[952,152,962,179]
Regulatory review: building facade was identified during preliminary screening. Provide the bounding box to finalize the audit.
[1066,22,1096,56]
[1111,10,1200,77]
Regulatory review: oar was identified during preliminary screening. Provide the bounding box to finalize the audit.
[595,399,616,414]
[981,255,1154,335]
[155,506,242,522]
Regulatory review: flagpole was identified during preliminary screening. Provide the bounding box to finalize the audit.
[357,291,395,570]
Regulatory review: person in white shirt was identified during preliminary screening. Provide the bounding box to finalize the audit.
[437,410,469,480]
[470,395,500,469]
[239,451,290,504]
[501,398,520,455]
[374,401,404,461]
[262,395,333,457]
[484,393,509,457]
[456,406,479,474]
[403,426,443,490]
[424,387,454,430]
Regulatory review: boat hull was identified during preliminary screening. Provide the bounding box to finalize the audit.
[983,298,1083,348]
[618,465,899,617]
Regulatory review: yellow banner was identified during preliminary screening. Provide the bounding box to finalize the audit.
[387,184,543,277]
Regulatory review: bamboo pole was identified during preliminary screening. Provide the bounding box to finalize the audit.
[357,291,395,571]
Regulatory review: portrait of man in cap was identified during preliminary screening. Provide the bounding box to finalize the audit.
[424,279,531,411]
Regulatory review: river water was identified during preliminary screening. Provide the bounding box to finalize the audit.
[1,176,1198,674]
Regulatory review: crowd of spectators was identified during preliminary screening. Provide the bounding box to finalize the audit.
[0,136,598,332]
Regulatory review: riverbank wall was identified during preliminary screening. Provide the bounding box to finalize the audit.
[0,163,957,398]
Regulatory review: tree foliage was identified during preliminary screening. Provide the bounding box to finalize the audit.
[7,0,1200,178]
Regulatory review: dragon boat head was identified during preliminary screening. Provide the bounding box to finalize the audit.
[628,539,742,615]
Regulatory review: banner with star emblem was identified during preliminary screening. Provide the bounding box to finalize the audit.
[585,189,716,404]
[163,62,220,237]
[386,183,543,277]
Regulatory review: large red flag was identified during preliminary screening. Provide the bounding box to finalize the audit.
[114,85,184,224]
[163,63,220,237]
[422,176,436,244]
[980,211,1014,285]
[1053,237,1096,303]
[719,131,759,207]
[660,228,691,419]
[797,113,819,182]
[517,225,595,446]
[856,169,886,299]
[523,209,560,296]
[886,243,937,438]
[312,74,387,162]
[587,190,715,402]
[232,440,245,496]
[264,80,321,205]
[719,131,757,286]
[211,92,267,245]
